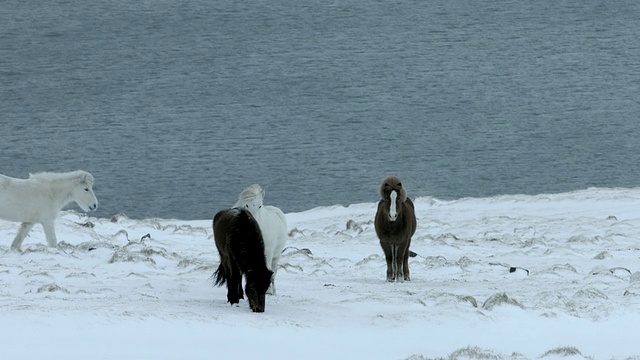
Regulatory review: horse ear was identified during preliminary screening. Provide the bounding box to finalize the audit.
[399,187,407,202]
[379,179,391,199]
[79,172,94,185]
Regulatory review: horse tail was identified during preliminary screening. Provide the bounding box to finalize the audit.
[213,263,227,286]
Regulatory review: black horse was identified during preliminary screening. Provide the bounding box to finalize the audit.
[374,176,417,282]
[213,208,273,312]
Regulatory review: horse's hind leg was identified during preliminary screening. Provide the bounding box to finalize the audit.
[11,223,35,251]
[226,280,241,305]
[229,262,246,304]
[226,264,244,305]
[41,221,58,247]
[235,272,244,300]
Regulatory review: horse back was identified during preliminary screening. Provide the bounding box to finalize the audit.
[213,208,251,240]
[261,205,288,235]
[213,208,267,268]
[0,174,50,223]
[265,205,286,221]
[213,208,243,253]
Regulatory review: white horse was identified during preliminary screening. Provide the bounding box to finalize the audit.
[0,170,98,251]
[234,184,287,295]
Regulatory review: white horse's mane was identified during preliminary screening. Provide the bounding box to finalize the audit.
[29,170,94,184]
[234,184,264,207]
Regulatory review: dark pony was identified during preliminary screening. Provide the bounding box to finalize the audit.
[374,176,417,282]
[213,208,273,312]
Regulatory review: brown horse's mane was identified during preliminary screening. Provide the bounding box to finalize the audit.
[378,176,407,202]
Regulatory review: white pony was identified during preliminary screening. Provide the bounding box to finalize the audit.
[0,170,98,251]
[234,184,287,295]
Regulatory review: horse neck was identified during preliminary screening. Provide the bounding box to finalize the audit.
[247,206,264,223]
[247,257,270,273]
[41,179,77,208]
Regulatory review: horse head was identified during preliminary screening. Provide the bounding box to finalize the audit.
[71,171,98,212]
[234,184,265,215]
[379,176,407,222]
[245,268,273,313]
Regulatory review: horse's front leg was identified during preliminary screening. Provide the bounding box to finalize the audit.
[267,255,279,295]
[394,243,405,283]
[400,239,411,282]
[11,223,35,251]
[41,221,58,248]
[380,242,396,281]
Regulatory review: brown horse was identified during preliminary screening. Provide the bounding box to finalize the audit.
[374,176,417,282]
[213,208,273,312]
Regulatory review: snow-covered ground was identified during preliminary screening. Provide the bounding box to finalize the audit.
[2,188,640,359]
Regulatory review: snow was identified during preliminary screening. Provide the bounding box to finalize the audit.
[2,188,640,359]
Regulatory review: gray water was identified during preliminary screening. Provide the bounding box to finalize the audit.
[2,0,640,220]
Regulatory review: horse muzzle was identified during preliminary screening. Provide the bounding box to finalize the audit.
[388,213,398,222]
[89,204,98,211]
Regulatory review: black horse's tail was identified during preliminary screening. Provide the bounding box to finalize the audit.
[213,263,227,286]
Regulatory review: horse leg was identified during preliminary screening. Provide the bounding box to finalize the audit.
[394,243,405,283]
[400,239,411,281]
[236,271,244,301]
[11,223,35,251]
[227,270,242,305]
[221,258,242,304]
[234,262,245,301]
[380,242,396,281]
[41,221,58,247]
[267,255,279,295]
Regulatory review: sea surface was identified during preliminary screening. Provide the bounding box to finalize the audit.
[2,0,640,220]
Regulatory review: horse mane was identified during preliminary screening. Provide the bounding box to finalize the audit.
[29,170,94,185]
[233,184,264,207]
[379,176,407,202]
